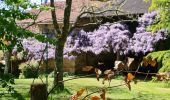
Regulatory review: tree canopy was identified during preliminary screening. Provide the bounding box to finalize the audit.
[64,11,167,59]
[146,0,170,33]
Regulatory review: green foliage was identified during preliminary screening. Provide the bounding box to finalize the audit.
[0,0,57,97]
[0,0,57,52]
[0,0,35,51]
[0,73,16,96]
[145,0,170,34]
[34,33,58,45]
[19,60,39,78]
[145,0,170,71]
[145,50,170,72]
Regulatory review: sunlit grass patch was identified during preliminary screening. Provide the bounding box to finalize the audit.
[0,77,170,100]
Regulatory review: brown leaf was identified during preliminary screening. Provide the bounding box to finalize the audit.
[107,73,114,81]
[70,94,77,100]
[103,70,114,84]
[124,77,131,91]
[104,69,110,74]
[100,88,106,100]
[125,73,135,91]
[77,88,85,97]
[150,60,156,67]
[143,58,148,66]
[127,57,134,68]
[3,40,11,46]
[127,73,134,81]
[95,68,102,81]
[114,61,125,71]
[90,96,100,100]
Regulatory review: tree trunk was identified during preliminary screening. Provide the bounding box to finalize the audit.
[50,0,72,92]
[4,50,11,74]
[116,51,120,61]
[30,84,47,100]
[54,41,65,92]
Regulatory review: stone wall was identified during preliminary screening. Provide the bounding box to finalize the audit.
[74,53,98,74]
[40,58,76,73]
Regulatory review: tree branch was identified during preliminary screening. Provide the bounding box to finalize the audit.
[62,0,72,39]
[82,83,126,100]
[48,74,96,96]
[70,0,128,31]
[50,0,62,37]
[72,8,125,30]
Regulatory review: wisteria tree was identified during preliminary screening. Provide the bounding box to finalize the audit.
[127,11,167,55]
[64,23,131,61]
[13,38,55,61]
[65,11,167,61]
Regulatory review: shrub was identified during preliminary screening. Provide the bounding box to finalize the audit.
[19,60,39,78]
[145,50,170,72]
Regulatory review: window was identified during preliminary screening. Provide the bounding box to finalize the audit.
[42,24,55,38]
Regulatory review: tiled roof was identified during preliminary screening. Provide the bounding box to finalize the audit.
[18,0,151,25]
[18,0,106,24]
[97,0,151,16]
[121,0,151,14]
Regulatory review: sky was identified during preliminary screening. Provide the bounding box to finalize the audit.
[30,0,65,4]
[0,0,65,9]
[30,0,41,4]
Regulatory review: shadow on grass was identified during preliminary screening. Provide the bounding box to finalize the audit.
[49,87,72,94]
[48,88,72,100]
[11,91,26,100]
[0,91,27,100]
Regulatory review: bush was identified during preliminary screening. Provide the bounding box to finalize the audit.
[145,50,170,72]
[19,60,39,78]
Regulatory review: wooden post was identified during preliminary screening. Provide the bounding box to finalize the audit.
[30,84,47,100]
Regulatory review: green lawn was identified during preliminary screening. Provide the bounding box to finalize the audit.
[1,77,170,100]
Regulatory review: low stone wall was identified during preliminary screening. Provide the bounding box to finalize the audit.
[63,58,75,73]
[40,58,76,73]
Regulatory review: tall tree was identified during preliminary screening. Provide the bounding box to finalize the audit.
[142,0,170,73]
[50,0,72,91]
[0,0,42,74]
[49,0,126,91]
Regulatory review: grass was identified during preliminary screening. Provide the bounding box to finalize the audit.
[0,76,170,100]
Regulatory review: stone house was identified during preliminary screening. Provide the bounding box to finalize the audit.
[18,0,151,74]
